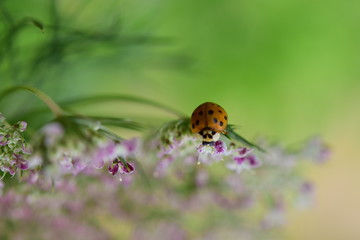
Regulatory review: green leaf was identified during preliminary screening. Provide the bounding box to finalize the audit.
[226,125,265,152]
[84,116,144,131]
[21,17,45,33]
[68,115,144,131]
[59,95,186,118]
[0,85,63,117]
[97,128,123,142]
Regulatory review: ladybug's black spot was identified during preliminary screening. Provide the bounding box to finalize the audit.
[196,120,200,126]
[199,111,203,116]
[208,110,214,115]
[218,110,222,113]
[219,121,223,126]
[224,116,227,120]
[192,124,195,129]
[211,131,216,135]
[213,118,218,123]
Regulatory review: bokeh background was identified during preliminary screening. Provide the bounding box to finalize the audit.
[1,0,360,239]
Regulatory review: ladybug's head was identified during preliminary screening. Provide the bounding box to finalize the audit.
[198,128,220,146]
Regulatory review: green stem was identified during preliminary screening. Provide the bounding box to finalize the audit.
[0,85,64,117]
[60,95,186,118]
[0,171,7,180]
[3,119,12,128]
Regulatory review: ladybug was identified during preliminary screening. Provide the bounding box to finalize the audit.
[190,102,228,145]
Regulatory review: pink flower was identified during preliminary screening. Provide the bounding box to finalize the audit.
[213,140,227,154]
[108,162,119,176]
[17,121,27,132]
[108,158,135,181]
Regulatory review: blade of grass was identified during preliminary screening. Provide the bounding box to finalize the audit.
[226,125,265,152]
[59,95,186,118]
[0,85,64,117]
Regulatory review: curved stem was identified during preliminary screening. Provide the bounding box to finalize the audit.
[0,85,64,117]
[2,119,12,128]
[59,95,186,118]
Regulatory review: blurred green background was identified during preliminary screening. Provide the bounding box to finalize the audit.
[1,0,360,239]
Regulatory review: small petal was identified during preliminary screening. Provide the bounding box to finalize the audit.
[92,158,105,169]
[234,156,246,165]
[120,161,135,174]
[122,138,138,154]
[28,154,43,168]
[214,140,227,154]
[73,158,86,174]
[238,147,253,157]
[300,182,314,194]
[108,163,119,175]
[20,161,29,170]
[17,121,27,132]
[246,155,261,167]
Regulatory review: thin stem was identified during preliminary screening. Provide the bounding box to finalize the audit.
[3,119,12,128]
[0,171,6,180]
[0,85,64,117]
[59,95,186,118]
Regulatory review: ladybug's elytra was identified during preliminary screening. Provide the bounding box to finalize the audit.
[190,102,228,145]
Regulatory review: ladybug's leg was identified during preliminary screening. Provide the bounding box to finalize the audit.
[222,130,228,135]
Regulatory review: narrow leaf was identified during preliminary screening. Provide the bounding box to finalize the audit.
[226,125,265,152]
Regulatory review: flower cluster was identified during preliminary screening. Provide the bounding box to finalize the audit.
[0,113,330,239]
[0,113,31,176]
[28,117,137,183]
[152,119,266,177]
[108,157,135,181]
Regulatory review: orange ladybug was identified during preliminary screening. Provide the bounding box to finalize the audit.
[190,102,228,145]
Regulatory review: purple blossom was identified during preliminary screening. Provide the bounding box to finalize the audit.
[72,158,87,175]
[154,155,175,177]
[214,140,227,154]
[261,197,286,229]
[31,120,137,180]
[296,181,315,208]
[120,161,135,174]
[12,154,29,170]
[28,154,43,168]
[59,155,73,171]
[197,140,230,164]
[92,157,105,169]
[92,140,117,169]
[238,147,253,156]
[42,122,64,147]
[17,121,27,132]
[235,154,261,167]
[0,114,31,176]
[4,165,16,176]
[227,147,261,173]
[108,162,119,176]
[25,170,39,184]
[300,182,313,193]
[122,138,139,156]
[108,158,134,181]
[300,137,331,163]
